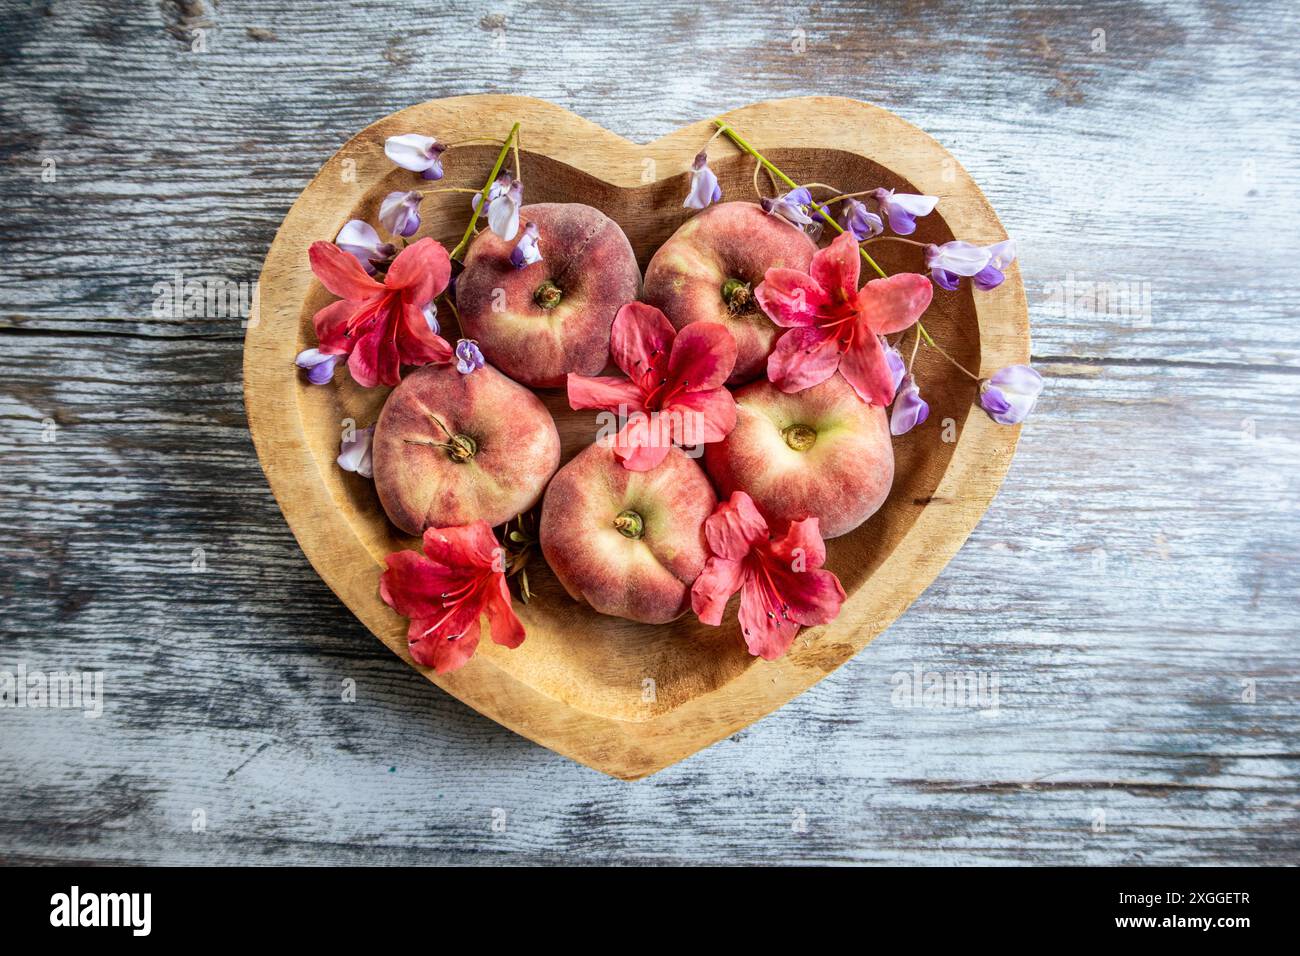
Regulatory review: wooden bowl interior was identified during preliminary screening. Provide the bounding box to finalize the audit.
[296,146,978,722]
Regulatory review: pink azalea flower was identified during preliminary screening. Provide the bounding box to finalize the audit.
[756,231,934,406]
[380,522,524,674]
[308,237,453,388]
[566,302,738,471]
[691,491,846,661]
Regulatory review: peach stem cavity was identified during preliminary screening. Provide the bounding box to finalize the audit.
[613,509,645,539]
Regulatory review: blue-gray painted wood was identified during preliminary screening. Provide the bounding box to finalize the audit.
[1,0,1297,864]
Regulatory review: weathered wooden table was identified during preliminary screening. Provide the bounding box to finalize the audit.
[2,0,1296,865]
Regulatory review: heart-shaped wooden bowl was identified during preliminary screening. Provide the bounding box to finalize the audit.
[244,95,1028,779]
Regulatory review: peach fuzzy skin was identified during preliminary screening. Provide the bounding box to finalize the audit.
[540,440,716,625]
[455,202,641,388]
[371,363,561,535]
[704,374,893,539]
[642,202,817,384]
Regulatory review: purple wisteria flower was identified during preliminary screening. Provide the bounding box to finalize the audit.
[337,424,374,478]
[471,173,510,217]
[978,364,1043,425]
[334,220,396,275]
[837,198,884,240]
[384,134,447,180]
[684,151,722,209]
[510,221,542,268]
[761,186,820,237]
[455,338,486,375]
[971,239,1017,291]
[871,188,938,236]
[472,173,522,241]
[421,302,440,336]
[294,348,340,385]
[925,239,1018,291]
[883,342,907,398]
[379,190,423,238]
[890,374,930,436]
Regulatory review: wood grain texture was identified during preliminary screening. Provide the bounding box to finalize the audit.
[245,93,1027,779]
[1,0,1298,862]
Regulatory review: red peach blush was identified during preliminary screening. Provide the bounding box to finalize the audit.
[539,440,716,625]
[642,202,817,384]
[372,363,561,535]
[703,374,894,539]
[455,203,641,388]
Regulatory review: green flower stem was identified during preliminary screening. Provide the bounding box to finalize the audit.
[450,121,520,262]
[714,119,947,360]
[713,120,888,280]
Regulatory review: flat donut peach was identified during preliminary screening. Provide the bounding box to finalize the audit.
[703,374,893,538]
[539,440,716,624]
[455,202,641,388]
[372,363,561,535]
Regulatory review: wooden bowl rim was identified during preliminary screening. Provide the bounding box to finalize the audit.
[243,94,1029,779]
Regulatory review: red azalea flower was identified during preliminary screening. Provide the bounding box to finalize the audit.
[756,230,933,405]
[379,521,524,674]
[691,491,846,661]
[308,236,453,388]
[567,302,738,471]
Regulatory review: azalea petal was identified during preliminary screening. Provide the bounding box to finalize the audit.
[379,549,460,620]
[665,388,736,445]
[666,321,737,393]
[610,302,675,384]
[486,578,525,649]
[765,564,846,628]
[857,272,934,335]
[384,237,450,307]
[308,240,384,301]
[809,231,862,304]
[703,491,768,562]
[612,414,673,471]
[737,574,801,661]
[348,323,400,388]
[690,555,745,625]
[422,521,501,571]
[837,329,896,406]
[312,298,360,355]
[566,374,646,413]
[407,616,481,673]
[769,515,827,571]
[754,268,830,328]
[766,325,842,393]
[397,303,453,366]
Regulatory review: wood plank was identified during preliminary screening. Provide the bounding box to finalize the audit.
[1,0,1297,862]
